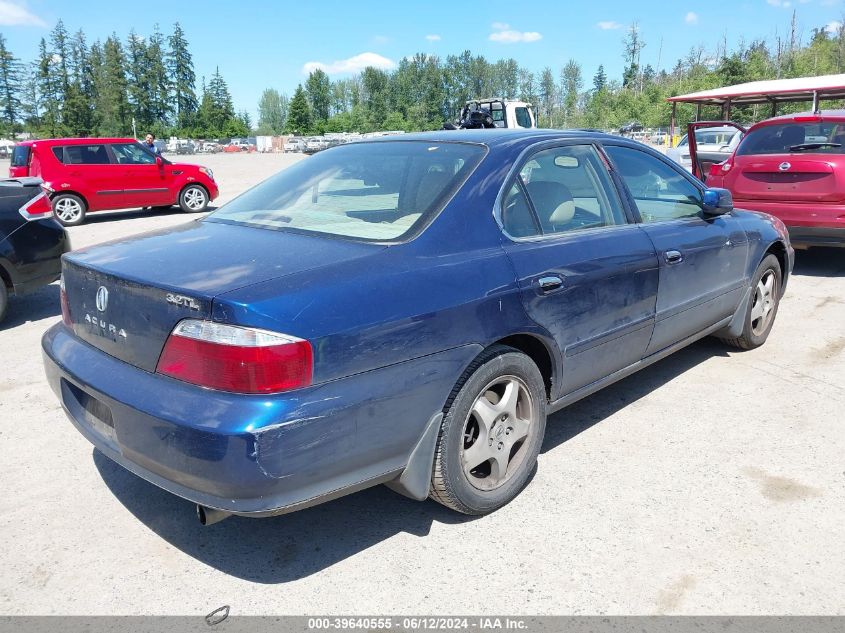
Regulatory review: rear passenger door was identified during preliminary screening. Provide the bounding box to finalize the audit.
[603,144,749,355]
[51,144,118,210]
[499,143,659,397]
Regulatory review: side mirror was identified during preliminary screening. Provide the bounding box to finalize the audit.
[702,187,733,215]
[155,155,163,167]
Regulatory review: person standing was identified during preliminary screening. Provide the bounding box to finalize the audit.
[144,133,161,156]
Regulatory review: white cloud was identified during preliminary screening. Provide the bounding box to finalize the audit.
[597,21,623,30]
[425,34,441,41]
[685,11,699,24]
[825,19,843,33]
[302,52,396,75]
[0,0,45,26]
[489,23,542,43]
[766,0,792,7]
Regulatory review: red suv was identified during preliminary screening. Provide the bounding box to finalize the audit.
[703,111,845,248]
[9,138,219,226]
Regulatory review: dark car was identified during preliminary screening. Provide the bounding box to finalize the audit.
[42,130,793,524]
[1,178,69,323]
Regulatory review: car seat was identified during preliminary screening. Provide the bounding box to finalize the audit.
[524,180,575,232]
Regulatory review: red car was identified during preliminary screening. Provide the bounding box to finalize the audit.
[9,137,219,226]
[700,111,845,248]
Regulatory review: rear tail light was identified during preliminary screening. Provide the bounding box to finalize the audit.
[156,320,313,394]
[710,160,733,177]
[60,275,72,327]
[18,191,53,221]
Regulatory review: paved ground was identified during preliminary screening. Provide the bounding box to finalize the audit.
[0,152,843,616]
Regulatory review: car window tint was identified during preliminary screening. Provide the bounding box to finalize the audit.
[515,107,532,128]
[604,145,703,223]
[515,145,625,236]
[502,182,540,237]
[208,141,486,241]
[737,121,845,155]
[10,145,30,167]
[53,145,110,165]
[111,143,156,165]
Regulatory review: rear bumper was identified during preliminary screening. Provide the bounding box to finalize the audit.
[42,324,477,516]
[2,218,68,295]
[733,200,845,246]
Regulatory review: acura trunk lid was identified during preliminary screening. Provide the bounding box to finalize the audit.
[63,220,384,372]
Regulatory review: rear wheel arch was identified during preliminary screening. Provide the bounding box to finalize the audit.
[764,240,788,290]
[49,190,88,209]
[0,260,13,292]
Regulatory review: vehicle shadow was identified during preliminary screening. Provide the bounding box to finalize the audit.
[93,337,728,584]
[791,247,845,278]
[82,205,217,225]
[1,282,60,329]
[542,337,729,452]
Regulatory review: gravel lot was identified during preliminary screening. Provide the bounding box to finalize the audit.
[0,152,843,616]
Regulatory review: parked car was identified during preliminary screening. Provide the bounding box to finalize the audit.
[0,177,69,323]
[43,130,792,524]
[200,142,220,154]
[702,111,845,248]
[667,126,744,172]
[175,140,195,155]
[284,138,305,153]
[9,138,219,226]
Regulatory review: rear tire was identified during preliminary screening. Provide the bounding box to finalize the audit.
[720,254,782,350]
[0,282,8,324]
[430,345,547,515]
[179,184,209,213]
[52,193,86,226]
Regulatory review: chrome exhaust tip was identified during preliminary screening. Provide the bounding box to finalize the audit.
[196,505,232,526]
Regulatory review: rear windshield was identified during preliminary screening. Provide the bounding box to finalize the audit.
[737,122,845,155]
[207,141,486,241]
[10,145,30,167]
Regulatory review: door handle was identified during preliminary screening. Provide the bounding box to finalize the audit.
[664,250,684,264]
[538,275,564,292]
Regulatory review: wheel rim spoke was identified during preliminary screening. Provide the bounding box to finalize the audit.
[750,298,765,322]
[461,374,536,492]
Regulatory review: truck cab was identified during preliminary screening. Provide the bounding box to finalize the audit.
[460,99,536,129]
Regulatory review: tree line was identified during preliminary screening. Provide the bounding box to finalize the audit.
[0,21,251,140]
[259,13,845,136]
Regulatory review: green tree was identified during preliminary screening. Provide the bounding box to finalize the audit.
[37,38,62,136]
[593,64,607,92]
[167,23,196,129]
[305,68,331,123]
[285,85,312,133]
[0,34,23,127]
[95,35,131,135]
[560,59,583,127]
[146,26,171,131]
[257,88,287,134]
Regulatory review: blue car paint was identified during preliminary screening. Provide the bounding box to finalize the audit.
[42,129,794,516]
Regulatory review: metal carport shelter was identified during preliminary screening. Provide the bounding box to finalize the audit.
[667,73,845,137]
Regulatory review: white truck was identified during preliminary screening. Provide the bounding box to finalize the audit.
[447,98,537,130]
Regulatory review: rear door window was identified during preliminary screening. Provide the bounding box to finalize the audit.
[737,122,845,155]
[515,107,532,128]
[10,145,30,167]
[503,144,626,238]
[52,145,111,165]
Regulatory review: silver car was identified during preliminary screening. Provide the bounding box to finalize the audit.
[666,126,744,172]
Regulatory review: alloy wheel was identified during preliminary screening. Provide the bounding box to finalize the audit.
[750,269,778,336]
[460,375,536,491]
[54,198,82,223]
[184,187,207,211]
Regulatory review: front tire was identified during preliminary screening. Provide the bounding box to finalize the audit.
[179,185,209,213]
[430,345,547,515]
[52,193,86,226]
[720,254,782,350]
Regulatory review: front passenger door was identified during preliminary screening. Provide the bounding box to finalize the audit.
[109,143,171,208]
[499,143,659,398]
[603,144,750,355]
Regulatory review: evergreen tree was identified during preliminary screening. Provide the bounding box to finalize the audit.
[207,66,234,132]
[146,26,171,130]
[0,34,23,127]
[50,20,70,94]
[126,31,151,127]
[96,35,131,135]
[167,23,197,129]
[286,85,311,134]
[593,65,607,92]
[37,38,62,136]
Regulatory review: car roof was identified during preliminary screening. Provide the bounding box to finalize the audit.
[751,109,845,130]
[361,128,617,146]
[17,137,136,146]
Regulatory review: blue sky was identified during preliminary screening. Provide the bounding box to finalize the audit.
[2,0,844,119]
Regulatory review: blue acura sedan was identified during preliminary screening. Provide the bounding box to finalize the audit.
[42,130,793,523]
